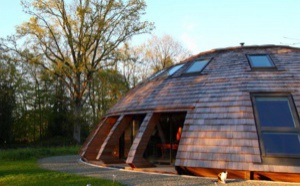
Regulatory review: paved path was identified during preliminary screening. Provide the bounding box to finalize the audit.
[38,155,299,186]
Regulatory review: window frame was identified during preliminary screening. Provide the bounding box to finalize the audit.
[247,54,277,70]
[182,58,212,76]
[251,93,300,165]
[148,69,166,80]
[160,63,185,77]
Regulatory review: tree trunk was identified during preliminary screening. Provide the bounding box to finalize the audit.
[73,72,82,143]
[73,98,82,143]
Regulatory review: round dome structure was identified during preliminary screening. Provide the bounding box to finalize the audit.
[80,45,300,182]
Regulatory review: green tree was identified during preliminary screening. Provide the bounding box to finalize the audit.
[14,0,153,143]
[47,78,73,142]
[0,53,17,145]
[87,69,129,126]
[0,83,15,145]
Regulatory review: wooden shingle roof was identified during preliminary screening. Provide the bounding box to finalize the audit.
[107,45,300,115]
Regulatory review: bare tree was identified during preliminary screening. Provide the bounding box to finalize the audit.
[143,34,191,73]
[116,35,191,85]
[116,43,150,87]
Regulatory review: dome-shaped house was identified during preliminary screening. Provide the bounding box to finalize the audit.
[80,45,300,182]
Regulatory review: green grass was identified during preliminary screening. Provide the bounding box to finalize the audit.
[0,147,124,186]
[0,146,79,161]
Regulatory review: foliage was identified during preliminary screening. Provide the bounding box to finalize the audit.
[0,43,132,146]
[0,53,17,145]
[0,84,15,144]
[15,0,154,142]
[0,1,190,146]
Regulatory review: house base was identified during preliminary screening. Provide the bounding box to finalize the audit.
[175,166,300,183]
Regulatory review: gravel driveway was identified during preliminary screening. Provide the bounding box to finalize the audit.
[38,155,299,186]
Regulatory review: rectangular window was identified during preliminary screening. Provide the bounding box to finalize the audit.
[160,64,184,77]
[262,133,300,155]
[167,64,184,76]
[255,97,295,127]
[252,94,300,164]
[247,54,276,69]
[184,59,210,74]
[148,64,185,80]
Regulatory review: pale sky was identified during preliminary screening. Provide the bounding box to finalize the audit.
[1,0,300,54]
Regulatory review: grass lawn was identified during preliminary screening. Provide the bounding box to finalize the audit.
[0,147,124,186]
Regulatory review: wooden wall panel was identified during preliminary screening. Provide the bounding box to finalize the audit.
[96,115,133,164]
[81,116,119,161]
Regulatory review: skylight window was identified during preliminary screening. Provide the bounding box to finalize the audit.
[158,64,184,78]
[166,64,184,76]
[247,54,275,68]
[148,64,184,80]
[184,59,210,74]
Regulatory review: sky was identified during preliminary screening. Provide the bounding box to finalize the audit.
[1,0,300,54]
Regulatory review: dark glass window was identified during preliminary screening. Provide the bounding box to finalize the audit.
[262,133,300,155]
[148,64,185,80]
[160,64,184,77]
[255,97,295,127]
[247,54,275,68]
[252,94,300,162]
[167,64,184,76]
[185,59,209,73]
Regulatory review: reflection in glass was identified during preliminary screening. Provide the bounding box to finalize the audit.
[166,64,184,76]
[185,59,209,73]
[119,115,145,159]
[255,97,295,128]
[262,133,300,155]
[248,55,274,67]
[143,112,186,165]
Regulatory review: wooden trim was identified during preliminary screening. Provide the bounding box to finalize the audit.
[253,171,300,182]
[96,115,133,163]
[182,45,300,63]
[80,116,119,161]
[177,166,252,180]
[177,166,300,182]
[107,106,195,116]
[79,117,106,156]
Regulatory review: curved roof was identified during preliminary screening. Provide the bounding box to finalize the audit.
[183,44,300,62]
[107,45,300,115]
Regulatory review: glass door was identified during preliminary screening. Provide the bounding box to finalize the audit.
[143,112,186,165]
